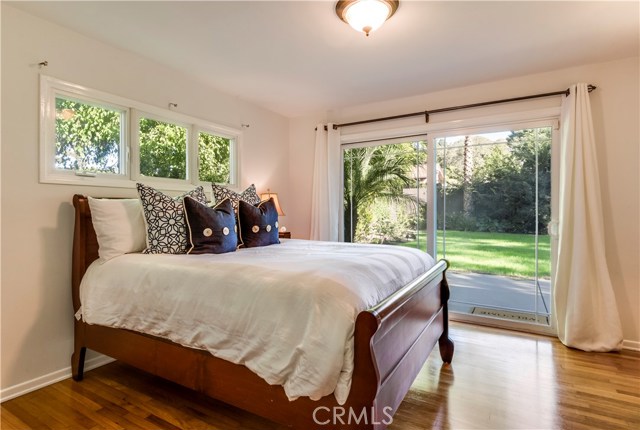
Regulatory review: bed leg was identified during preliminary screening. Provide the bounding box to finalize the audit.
[72,320,87,381]
[439,269,455,363]
[72,346,87,381]
[438,331,454,363]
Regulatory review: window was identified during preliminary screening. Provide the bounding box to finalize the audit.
[138,116,188,180]
[198,130,233,184]
[40,76,240,189]
[55,95,126,175]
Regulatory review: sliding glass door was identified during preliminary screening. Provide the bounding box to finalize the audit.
[343,124,556,330]
[435,126,554,326]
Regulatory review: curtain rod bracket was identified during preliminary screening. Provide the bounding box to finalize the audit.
[424,111,430,123]
[565,84,597,97]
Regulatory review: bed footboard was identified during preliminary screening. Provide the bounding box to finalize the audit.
[355,260,452,428]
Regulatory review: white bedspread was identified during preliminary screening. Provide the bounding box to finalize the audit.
[78,239,435,404]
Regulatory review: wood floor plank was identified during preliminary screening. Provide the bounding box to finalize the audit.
[0,405,32,430]
[1,400,56,430]
[26,390,90,430]
[2,322,638,429]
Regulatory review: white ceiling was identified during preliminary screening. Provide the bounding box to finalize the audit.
[10,1,640,117]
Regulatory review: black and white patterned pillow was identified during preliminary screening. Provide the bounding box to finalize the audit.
[212,184,261,210]
[137,183,207,254]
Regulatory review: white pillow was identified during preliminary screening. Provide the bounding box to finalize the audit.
[88,197,146,260]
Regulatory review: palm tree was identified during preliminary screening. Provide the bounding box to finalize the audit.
[343,143,417,242]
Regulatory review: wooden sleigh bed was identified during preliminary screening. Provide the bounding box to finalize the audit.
[71,194,454,430]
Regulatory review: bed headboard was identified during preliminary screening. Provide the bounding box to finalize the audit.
[72,194,99,313]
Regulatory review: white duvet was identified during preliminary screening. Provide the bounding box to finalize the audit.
[78,239,435,404]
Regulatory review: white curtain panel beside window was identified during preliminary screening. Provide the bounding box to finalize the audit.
[311,124,341,241]
[554,83,623,351]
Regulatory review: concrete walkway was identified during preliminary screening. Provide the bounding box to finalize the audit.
[447,271,551,316]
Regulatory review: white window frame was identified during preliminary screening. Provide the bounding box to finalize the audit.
[40,78,132,186]
[40,75,241,191]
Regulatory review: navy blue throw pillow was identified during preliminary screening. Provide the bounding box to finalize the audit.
[184,197,238,254]
[237,198,280,248]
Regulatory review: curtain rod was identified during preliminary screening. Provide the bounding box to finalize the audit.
[320,84,596,131]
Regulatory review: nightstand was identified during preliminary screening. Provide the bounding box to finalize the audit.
[279,231,291,239]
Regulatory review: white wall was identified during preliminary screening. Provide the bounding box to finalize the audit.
[289,57,640,346]
[0,4,289,395]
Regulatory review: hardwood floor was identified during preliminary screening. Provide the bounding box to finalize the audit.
[2,322,639,429]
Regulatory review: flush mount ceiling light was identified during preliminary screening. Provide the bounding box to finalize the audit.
[336,0,399,36]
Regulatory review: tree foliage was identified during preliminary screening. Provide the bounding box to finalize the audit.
[139,118,187,179]
[55,98,121,172]
[199,133,231,183]
[343,143,419,242]
[345,129,552,241]
[470,128,551,233]
[440,128,552,234]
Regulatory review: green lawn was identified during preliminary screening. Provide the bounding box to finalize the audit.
[395,230,551,279]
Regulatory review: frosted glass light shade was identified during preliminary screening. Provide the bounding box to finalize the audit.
[336,0,399,36]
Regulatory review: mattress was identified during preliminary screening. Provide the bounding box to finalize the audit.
[78,239,435,404]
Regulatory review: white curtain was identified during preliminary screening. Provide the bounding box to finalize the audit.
[553,83,623,351]
[310,124,341,241]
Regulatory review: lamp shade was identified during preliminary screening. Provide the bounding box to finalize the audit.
[336,0,399,36]
[260,191,285,216]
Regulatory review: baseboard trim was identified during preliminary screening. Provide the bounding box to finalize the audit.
[0,355,115,403]
[622,339,640,351]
